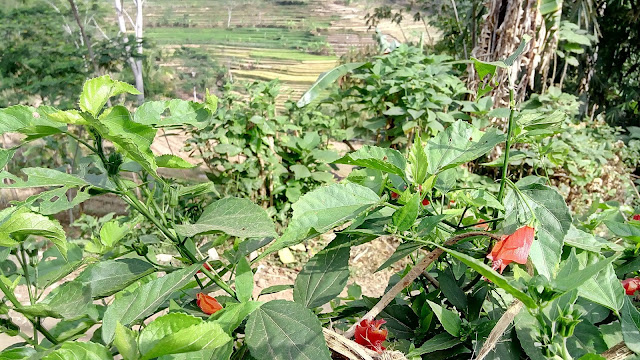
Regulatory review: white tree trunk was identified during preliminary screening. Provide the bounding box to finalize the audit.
[227,7,232,28]
[114,0,145,104]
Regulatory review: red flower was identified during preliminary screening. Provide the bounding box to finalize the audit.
[196,293,223,315]
[487,226,535,274]
[632,214,640,221]
[422,198,430,206]
[391,192,399,200]
[197,263,212,274]
[354,319,387,353]
[622,278,640,295]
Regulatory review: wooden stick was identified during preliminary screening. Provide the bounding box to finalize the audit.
[343,231,502,339]
[602,342,635,360]
[475,300,524,360]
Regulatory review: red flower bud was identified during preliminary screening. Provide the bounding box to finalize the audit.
[422,198,430,206]
[632,214,640,221]
[196,293,223,315]
[391,192,399,200]
[622,278,640,296]
[354,319,387,353]
[487,226,535,274]
[197,263,212,274]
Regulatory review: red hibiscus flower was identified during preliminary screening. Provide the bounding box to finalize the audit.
[354,319,387,353]
[391,192,399,200]
[622,278,640,295]
[422,198,430,206]
[632,214,640,221]
[487,226,535,274]
[196,293,223,315]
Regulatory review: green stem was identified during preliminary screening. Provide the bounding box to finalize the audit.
[0,277,58,345]
[496,87,516,203]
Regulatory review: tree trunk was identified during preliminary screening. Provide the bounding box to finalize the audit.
[227,7,232,28]
[114,0,145,104]
[68,0,100,75]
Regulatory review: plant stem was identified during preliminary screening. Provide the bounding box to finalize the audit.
[497,87,516,203]
[0,277,58,345]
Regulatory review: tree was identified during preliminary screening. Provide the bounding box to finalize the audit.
[221,0,254,28]
[114,0,145,104]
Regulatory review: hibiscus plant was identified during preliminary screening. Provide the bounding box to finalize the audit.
[0,68,639,360]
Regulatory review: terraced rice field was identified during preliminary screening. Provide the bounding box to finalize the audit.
[141,0,434,102]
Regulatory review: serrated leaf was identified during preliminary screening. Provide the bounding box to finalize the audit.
[504,182,572,279]
[0,347,37,359]
[0,105,64,135]
[392,192,421,232]
[427,301,462,336]
[0,148,16,169]
[246,300,331,360]
[76,259,155,298]
[102,264,202,343]
[89,105,158,179]
[176,197,276,238]
[80,75,140,117]
[19,186,93,216]
[17,281,92,319]
[297,62,366,108]
[43,342,113,360]
[0,208,67,258]
[140,322,230,360]
[334,146,406,178]
[259,183,379,259]
[210,301,263,333]
[432,243,536,308]
[426,120,505,174]
[156,155,196,169]
[621,296,640,353]
[235,257,254,302]
[0,167,88,188]
[134,99,212,129]
[139,313,202,355]
[293,239,350,308]
[115,322,140,360]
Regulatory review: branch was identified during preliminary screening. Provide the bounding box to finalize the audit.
[343,231,502,338]
[602,342,635,360]
[474,300,524,360]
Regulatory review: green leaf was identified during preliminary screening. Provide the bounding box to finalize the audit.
[290,164,311,180]
[134,99,212,129]
[19,186,93,216]
[334,146,406,178]
[297,62,366,107]
[554,249,624,312]
[235,257,254,302]
[432,243,536,308]
[621,296,640,353]
[246,300,331,360]
[407,332,461,357]
[564,225,611,252]
[554,252,619,294]
[514,311,547,360]
[140,321,230,360]
[393,193,421,233]
[76,259,155,298]
[209,301,263,333]
[115,322,140,360]
[0,148,16,169]
[566,322,608,358]
[79,75,140,117]
[503,35,532,66]
[47,109,88,125]
[504,182,572,279]
[176,197,276,238]
[293,239,350,309]
[427,300,462,336]
[408,135,429,184]
[139,313,202,355]
[438,269,467,311]
[260,183,380,258]
[42,342,113,360]
[0,347,37,359]
[604,221,640,243]
[102,264,202,343]
[17,280,91,319]
[426,120,505,174]
[0,167,88,188]
[156,155,196,169]
[91,105,158,178]
[0,208,67,258]
[375,241,422,272]
[0,105,64,135]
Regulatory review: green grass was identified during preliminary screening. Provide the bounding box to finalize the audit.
[147,27,326,50]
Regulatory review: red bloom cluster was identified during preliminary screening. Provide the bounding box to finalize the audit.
[632,214,640,221]
[196,293,223,315]
[487,226,535,274]
[422,198,430,206]
[354,319,387,353]
[622,278,640,296]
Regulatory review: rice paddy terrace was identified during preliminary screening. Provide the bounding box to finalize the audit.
[142,0,431,102]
